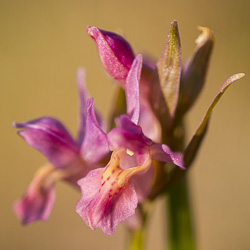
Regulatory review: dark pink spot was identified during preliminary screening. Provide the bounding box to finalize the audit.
[111,181,115,186]
[109,189,113,193]
[101,181,106,186]
[119,187,123,191]
[112,169,115,174]
[107,176,110,181]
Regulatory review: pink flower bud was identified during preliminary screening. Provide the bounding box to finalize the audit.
[87,26,135,86]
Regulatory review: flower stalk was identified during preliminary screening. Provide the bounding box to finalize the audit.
[167,176,195,250]
[127,224,146,250]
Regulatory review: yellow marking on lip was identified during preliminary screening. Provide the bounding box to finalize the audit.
[100,150,152,197]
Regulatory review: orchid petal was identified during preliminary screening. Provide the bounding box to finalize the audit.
[108,116,151,164]
[76,150,152,235]
[87,26,135,86]
[13,117,79,169]
[184,73,245,167]
[98,182,137,236]
[80,98,109,165]
[76,167,137,236]
[138,106,161,143]
[125,54,142,125]
[150,144,184,169]
[14,164,63,224]
[116,115,152,145]
[156,20,182,118]
[77,68,104,145]
[178,26,214,115]
[108,128,149,165]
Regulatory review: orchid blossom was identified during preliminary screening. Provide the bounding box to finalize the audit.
[76,55,184,236]
[13,69,109,224]
[13,20,244,250]
[76,23,244,239]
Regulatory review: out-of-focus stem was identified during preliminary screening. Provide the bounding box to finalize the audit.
[166,175,195,250]
[127,227,145,250]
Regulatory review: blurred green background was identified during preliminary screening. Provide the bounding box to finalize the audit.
[1,0,249,249]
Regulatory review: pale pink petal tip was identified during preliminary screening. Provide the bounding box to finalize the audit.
[14,189,55,225]
[150,144,185,169]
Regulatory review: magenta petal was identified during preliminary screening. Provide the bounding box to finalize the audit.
[116,115,152,145]
[76,168,138,236]
[125,54,142,125]
[80,98,109,165]
[108,116,152,161]
[98,182,137,236]
[13,117,79,169]
[87,26,135,86]
[14,165,57,224]
[150,144,185,169]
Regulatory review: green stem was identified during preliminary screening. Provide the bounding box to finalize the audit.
[127,228,145,250]
[167,175,195,250]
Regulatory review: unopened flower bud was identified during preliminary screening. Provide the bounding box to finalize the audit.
[87,26,135,86]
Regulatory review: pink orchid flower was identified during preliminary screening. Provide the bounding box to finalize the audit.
[76,55,184,236]
[13,69,110,224]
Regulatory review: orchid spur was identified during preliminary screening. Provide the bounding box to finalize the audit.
[76,55,184,236]
[13,69,109,224]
